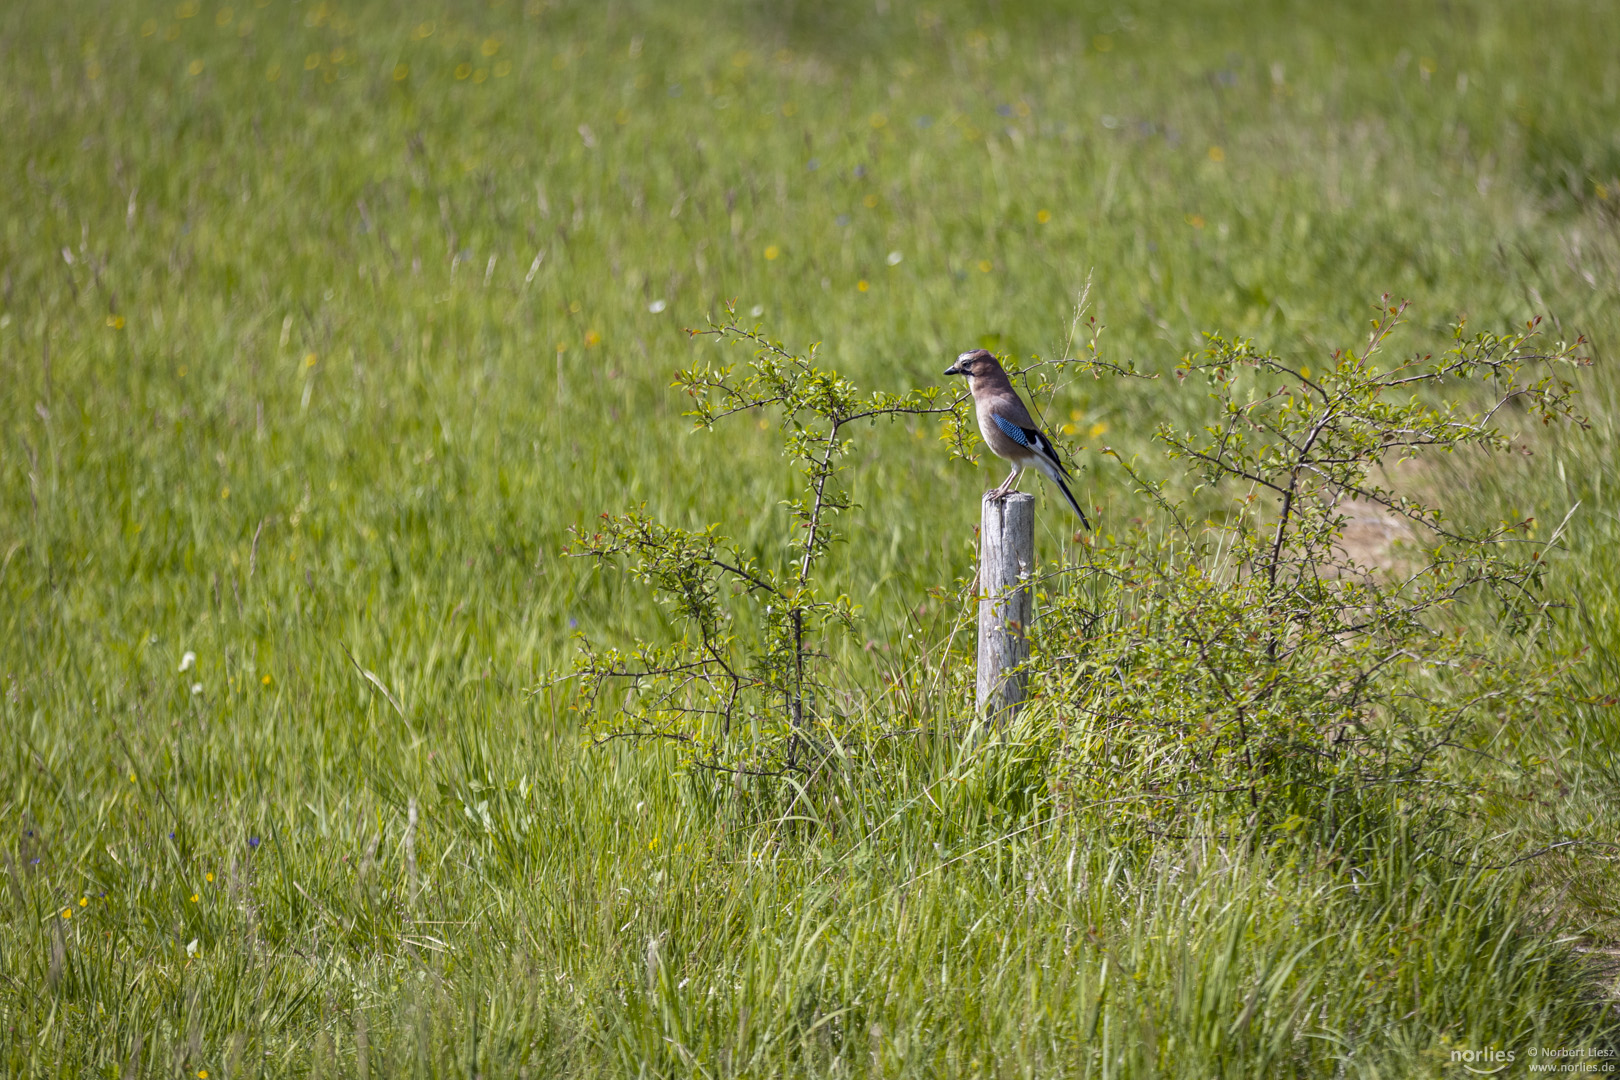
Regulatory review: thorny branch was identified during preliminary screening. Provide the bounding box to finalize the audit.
[563,304,980,775]
[1040,296,1591,830]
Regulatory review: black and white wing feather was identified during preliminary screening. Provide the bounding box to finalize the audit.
[990,414,1090,528]
[991,414,1069,476]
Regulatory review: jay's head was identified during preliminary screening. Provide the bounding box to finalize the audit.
[944,348,1003,381]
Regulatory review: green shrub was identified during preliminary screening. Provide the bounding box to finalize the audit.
[567,310,970,778]
[1037,299,1590,831]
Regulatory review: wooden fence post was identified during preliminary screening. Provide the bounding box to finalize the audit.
[977,491,1035,724]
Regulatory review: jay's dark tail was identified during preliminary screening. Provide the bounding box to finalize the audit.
[1052,475,1091,530]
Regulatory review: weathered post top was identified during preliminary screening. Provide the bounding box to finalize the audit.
[977,491,1035,725]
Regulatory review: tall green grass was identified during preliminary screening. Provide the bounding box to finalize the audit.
[3,0,1620,1074]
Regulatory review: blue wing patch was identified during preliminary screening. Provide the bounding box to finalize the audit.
[992,414,1034,448]
[994,414,1070,475]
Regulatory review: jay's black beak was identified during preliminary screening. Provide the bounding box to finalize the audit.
[943,362,963,376]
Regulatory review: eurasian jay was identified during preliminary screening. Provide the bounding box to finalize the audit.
[944,349,1091,528]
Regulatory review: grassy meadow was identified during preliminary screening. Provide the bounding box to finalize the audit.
[4,0,1620,1074]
